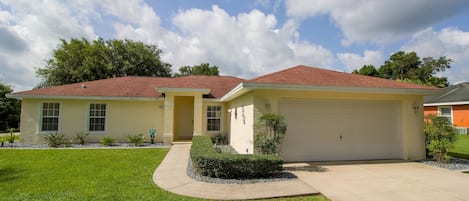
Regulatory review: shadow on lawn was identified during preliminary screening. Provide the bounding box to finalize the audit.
[0,167,24,183]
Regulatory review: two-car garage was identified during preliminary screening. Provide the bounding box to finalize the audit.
[279,99,402,162]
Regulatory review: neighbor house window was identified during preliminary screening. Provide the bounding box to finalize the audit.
[89,104,106,132]
[41,103,60,132]
[438,106,453,124]
[207,105,221,131]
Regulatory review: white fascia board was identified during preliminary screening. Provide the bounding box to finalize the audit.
[220,83,252,102]
[203,98,222,103]
[6,94,164,101]
[156,87,210,94]
[424,101,469,106]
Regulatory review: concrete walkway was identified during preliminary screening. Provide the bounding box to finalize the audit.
[153,144,318,200]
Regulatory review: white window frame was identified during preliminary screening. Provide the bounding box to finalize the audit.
[206,105,222,132]
[438,106,453,125]
[88,103,107,133]
[39,102,61,133]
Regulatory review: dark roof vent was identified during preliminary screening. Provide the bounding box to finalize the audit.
[81,84,87,89]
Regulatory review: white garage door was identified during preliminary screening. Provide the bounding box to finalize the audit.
[279,99,402,162]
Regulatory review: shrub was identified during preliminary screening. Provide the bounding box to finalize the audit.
[101,136,115,146]
[43,133,65,148]
[128,133,145,146]
[190,136,283,179]
[64,139,73,147]
[149,128,157,144]
[254,113,287,155]
[424,115,457,163]
[211,134,228,145]
[75,132,89,145]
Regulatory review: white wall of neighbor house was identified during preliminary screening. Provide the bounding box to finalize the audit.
[19,98,164,144]
[227,92,255,154]
[243,89,426,161]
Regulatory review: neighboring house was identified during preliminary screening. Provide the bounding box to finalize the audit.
[424,82,469,134]
[8,65,438,162]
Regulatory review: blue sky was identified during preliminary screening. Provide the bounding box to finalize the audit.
[1,0,469,91]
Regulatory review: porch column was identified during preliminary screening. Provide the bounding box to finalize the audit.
[193,94,203,136]
[163,94,174,145]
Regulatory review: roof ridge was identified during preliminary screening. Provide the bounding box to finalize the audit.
[247,65,305,82]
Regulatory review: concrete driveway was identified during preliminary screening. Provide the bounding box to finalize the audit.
[287,161,469,201]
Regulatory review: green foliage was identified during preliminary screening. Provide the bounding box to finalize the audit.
[190,136,283,179]
[352,64,378,76]
[174,63,219,77]
[43,133,65,148]
[128,133,145,146]
[0,82,20,131]
[149,128,157,144]
[424,115,457,163]
[210,133,228,145]
[255,113,287,155]
[75,132,89,145]
[100,136,115,146]
[36,38,172,87]
[352,51,452,87]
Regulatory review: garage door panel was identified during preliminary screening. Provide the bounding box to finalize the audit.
[279,99,401,162]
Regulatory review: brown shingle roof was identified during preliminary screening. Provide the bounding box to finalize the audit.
[13,76,245,99]
[247,65,437,90]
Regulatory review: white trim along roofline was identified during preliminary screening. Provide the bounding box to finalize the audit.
[6,94,165,101]
[424,101,469,106]
[156,87,210,94]
[220,82,441,102]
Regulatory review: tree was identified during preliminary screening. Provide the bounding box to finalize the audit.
[352,64,378,76]
[174,63,219,77]
[424,115,457,163]
[36,38,172,87]
[352,51,452,87]
[0,83,20,131]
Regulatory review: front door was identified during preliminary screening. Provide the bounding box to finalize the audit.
[174,96,194,141]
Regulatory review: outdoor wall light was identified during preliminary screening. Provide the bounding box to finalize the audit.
[413,103,420,112]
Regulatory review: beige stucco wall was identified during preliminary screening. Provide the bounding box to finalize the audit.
[20,99,164,144]
[227,92,255,154]
[228,89,426,160]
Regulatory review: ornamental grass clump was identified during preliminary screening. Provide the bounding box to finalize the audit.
[100,136,115,146]
[128,133,145,146]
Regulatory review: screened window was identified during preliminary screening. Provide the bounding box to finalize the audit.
[438,106,453,124]
[207,105,221,131]
[41,103,60,132]
[89,104,106,132]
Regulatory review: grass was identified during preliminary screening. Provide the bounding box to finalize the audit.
[0,149,328,201]
[449,134,469,160]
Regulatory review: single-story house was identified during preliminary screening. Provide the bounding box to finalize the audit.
[424,82,469,134]
[8,65,438,162]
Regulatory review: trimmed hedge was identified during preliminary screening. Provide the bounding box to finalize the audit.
[190,136,283,179]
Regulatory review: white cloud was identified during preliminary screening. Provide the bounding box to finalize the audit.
[401,27,469,84]
[337,50,384,72]
[0,0,97,91]
[285,0,468,45]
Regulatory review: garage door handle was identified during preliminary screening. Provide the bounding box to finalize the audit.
[340,135,342,140]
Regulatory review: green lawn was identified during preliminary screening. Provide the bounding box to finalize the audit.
[449,134,469,160]
[0,149,328,201]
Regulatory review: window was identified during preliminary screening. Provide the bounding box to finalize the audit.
[89,104,106,132]
[207,105,221,131]
[41,103,60,132]
[438,106,453,124]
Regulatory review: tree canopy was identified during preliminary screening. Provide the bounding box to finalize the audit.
[0,82,20,131]
[352,51,452,88]
[174,63,219,77]
[36,38,172,87]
